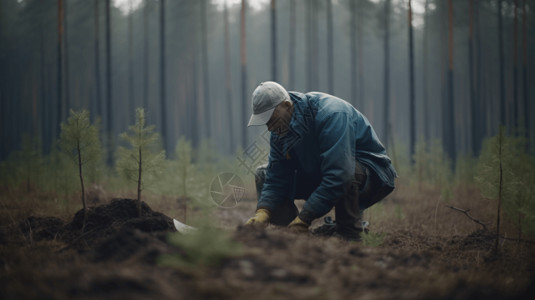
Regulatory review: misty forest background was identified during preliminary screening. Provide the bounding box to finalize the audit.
[1,0,535,183]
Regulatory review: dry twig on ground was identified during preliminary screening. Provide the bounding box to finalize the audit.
[445,205,488,231]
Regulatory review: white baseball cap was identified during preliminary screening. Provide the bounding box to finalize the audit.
[247,81,290,127]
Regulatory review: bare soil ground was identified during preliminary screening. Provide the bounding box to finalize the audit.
[1,182,534,300]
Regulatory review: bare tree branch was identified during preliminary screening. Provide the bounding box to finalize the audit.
[445,205,489,231]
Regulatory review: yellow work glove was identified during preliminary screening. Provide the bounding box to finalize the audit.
[245,208,271,226]
[287,216,310,233]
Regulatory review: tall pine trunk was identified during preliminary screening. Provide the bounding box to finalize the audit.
[288,0,295,89]
[94,0,102,120]
[241,0,247,148]
[57,0,63,137]
[350,0,357,106]
[522,0,528,140]
[498,0,506,127]
[128,0,134,123]
[201,0,210,138]
[327,0,333,94]
[105,0,113,165]
[224,0,234,152]
[271,0,277,81]
[357,0,364,110]
[422,0,429,142]
[306,0,318,90]
[383,0,391,148]
[64,0,70,110]
[513,0,519,132]
[408,0,415,162]
[40,11,49,153]
[143,0,149,111]
[160,0,167,153]
[443,0,456,165]
[469,0,477,155]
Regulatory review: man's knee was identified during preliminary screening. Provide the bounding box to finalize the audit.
[255,164,268,200]
[255,164,268,185]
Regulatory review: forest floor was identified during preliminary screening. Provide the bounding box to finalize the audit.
[1,179,534,300]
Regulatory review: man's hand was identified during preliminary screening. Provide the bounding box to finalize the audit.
[245,208,271,226]
[287,216,310,233]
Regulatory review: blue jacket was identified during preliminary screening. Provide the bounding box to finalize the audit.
[257,91,397,218]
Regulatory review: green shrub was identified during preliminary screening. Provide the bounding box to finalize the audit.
[159,227,243,268]
[362,232,386,247]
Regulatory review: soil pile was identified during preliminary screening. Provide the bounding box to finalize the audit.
[19,198,177,263]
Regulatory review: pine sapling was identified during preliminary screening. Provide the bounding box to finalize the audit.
[475,126,515,254]
[59,110,102,214]
[116,108,165,217]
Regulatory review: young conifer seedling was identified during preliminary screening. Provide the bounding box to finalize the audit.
[59,110,102,215]
[116,108,165,217]
[476,126,516,254]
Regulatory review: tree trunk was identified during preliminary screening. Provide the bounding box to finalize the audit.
[423,0,429,142]
[57,0,63,137]
[408,0,415,162]
[312,1,318,89]
[64,0,70,110]
[444,0,456,165]
[271,0,277,81]
[224,0,234,152]
[105,0,113,166]
[498,0,505,127]
[94,0,102,120]
[306,1,311,91]
[143,0,149,111]
[288,0,295,89]
[201,0,210,138]
[40,11,49,153]
[475,0,485,146]
[383,0,390,147]
[350,0,357,106]
[241,0,247,148]
[160,0,167,153]
[513,0,519,132]
[357,0,364,110]
[306,0,318,91]
[522,0,528,140]
[128,0,134,123]
[469,0,478,155]
[327,0,333,94]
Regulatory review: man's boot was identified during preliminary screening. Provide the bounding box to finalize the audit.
[333,162,367,241]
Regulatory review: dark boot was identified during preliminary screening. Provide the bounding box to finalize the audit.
[333,161,368,241]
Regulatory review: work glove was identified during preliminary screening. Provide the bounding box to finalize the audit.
[287,216,310,233]
[245,208,271,226]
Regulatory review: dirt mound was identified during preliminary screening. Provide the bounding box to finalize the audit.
[18,199,177,262]
[67,198,174,233]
